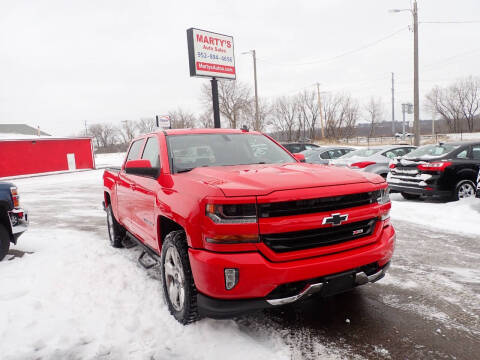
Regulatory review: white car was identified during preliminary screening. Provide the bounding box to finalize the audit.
[395,132,414,138]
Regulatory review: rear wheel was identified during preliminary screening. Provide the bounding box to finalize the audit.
[453,180,476,201]
[161,230,199,324]
[401,192,421,200]
[106,205,125,248]
[0,224,11,261]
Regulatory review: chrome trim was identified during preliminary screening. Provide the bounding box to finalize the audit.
[9,208,29,235]
[266,283,324,306]
[267,263,390,306]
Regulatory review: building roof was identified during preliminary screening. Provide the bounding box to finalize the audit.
[0,124,51,136]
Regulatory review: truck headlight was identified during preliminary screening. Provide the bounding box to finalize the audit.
[376,188,390,205]
[206,204,257,224]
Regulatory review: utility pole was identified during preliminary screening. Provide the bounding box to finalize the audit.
[391,73,395,135]
[316,83,325,139]
[413,0,420,146]
[84,120,88,136]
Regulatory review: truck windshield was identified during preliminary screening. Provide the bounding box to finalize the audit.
[167,133,295,173]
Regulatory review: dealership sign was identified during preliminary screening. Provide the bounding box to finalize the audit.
[187,28,236,80]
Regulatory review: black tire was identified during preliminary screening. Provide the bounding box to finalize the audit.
[453,179,476,201]
[161,230,199,324]
[0,224,11,261]
[106,205,125,248]
[401,192,421,200]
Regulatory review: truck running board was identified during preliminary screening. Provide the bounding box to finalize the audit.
[138,251,158,269]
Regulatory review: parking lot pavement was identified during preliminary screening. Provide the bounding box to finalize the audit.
[5,170,480,360]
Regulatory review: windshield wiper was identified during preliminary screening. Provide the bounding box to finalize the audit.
[176,167,195,173]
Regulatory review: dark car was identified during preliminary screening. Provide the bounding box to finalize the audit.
[281,142,320,153]
[387,142,480,201]
[0,182,29,260]
[301,147,355,165]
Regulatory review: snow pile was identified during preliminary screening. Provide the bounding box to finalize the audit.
[95,152,126,168]
[390,194,480,237]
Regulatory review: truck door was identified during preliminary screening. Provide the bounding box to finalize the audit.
[129,136,161,251]
[117,138,145,228]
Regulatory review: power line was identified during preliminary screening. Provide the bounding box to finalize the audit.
[257,26,409,68]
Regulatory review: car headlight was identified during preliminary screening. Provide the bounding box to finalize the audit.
[206,203,257,224]
[376,188,390,205]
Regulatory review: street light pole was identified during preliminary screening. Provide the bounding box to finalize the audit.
[242,50,260,131]
[390,0,420,146]
[413,0,420,146]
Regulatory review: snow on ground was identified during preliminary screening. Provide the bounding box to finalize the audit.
[94,152,126,168]
[1,170,292,360]
[390,193,480,237]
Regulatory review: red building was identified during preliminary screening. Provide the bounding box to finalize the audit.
[0,137,95,178]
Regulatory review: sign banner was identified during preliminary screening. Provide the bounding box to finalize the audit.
[187,28,236,80]
[156,115,171,129]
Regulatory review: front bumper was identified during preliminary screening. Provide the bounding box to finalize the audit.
[197,262,391,318]
[9,208,29,243]
[189,224,395,317]
[388,183,451,198]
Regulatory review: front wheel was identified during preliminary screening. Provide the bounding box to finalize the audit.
[0,224,10,261]
[161,230,199,324]
[106,205,125,248]
[453,180,476,200]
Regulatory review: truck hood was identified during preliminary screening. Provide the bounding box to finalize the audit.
[186,163,384,197]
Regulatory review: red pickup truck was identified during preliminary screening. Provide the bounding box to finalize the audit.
[103,129,395,324]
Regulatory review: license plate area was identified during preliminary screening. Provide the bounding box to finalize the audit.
[321,271,356,297]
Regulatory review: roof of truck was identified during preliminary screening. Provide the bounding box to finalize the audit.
[158,128,262,136]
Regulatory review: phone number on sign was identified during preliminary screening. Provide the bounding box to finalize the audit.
[196,52,233,63]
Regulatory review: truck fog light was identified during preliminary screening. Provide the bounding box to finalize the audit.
[224,268,239,290]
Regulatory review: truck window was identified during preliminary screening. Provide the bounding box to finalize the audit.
[141,137,160,168]
[126,139,144,162]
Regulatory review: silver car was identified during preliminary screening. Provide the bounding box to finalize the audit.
[330,145,416,178]
[301,147,355,165]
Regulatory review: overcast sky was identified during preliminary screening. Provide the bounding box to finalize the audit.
[1,0,479,136]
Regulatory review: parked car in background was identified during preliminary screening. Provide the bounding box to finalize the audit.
[281,142,320,153]
[388,142,480,200]
[0,182,29,260]
[330,145,416,178]
[395,132,414,138]
[301,147,355,165]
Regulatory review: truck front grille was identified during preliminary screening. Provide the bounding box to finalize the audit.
[258,192,377,218]
[261,218,377,253]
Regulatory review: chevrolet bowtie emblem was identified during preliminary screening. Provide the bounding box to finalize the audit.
[322,213,348,226]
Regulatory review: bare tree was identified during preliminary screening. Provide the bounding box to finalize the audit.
[197,110,214,128]
[88,123,118,148]
[456,76,480,132]
[168,108,196,129]
[320,93,359,140]
[426,76,480,133]
[200,80,252,128]
[271,96,298,141]
[364,97,384,138]
[137,117,157,135]
[118,120,137,144]
[243,97,271,131]
[297,90,319,140]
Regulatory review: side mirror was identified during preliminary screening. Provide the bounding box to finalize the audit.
[125,159,159,177]
[293,153,306,163]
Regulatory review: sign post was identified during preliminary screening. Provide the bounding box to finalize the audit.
[187,28,236,128]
